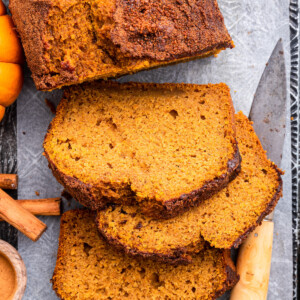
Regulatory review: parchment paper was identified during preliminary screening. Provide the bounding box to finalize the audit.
[12,1,291,299]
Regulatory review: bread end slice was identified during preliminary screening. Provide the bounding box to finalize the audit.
[52,209,238,300]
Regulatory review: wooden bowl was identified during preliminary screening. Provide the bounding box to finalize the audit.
[0,240,27,300]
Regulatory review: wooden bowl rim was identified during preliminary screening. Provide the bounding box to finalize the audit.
[0,240,27,300]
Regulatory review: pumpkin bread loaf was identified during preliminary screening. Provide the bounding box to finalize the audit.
[96,112,283,263]
[44,81,240,219]
[52,210,239,300]
[9,0,233,91]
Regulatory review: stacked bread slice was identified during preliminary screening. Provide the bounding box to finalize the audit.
[96,112,283,263]
[46,82,282,299]
[53,210,239,299]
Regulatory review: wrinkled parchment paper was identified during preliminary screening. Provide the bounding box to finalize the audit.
[11,0,291,299]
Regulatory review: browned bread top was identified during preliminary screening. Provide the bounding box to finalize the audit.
[95,112,283,263]
[111,0,233,61]
[9,0,233,90]
[52,209,239,300]
[44,81,240,219]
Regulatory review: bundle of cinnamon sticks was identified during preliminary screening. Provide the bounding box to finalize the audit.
[0,174,62,242]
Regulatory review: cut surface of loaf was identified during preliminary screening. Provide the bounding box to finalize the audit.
[52,210,239,300]
[44,81,240,219]
[96,112,283,263]
[9,0,233,90]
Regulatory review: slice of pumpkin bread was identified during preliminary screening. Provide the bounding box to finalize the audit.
[44,81,240,219]
[10,0,233,91]
[52,210,239,300]
[96,112,283,263]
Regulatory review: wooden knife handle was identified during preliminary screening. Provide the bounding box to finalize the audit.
[0,189,47,242]
[230,221,274,300]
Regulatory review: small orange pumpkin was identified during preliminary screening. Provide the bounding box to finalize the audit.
[0,15,23,64]
[0,1,5,16]
[0,1,23,122]
[0,105,4,122]
[0,62,23,107]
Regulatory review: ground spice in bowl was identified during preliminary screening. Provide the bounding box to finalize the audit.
[0,252,17,300]
[0,240,26,300]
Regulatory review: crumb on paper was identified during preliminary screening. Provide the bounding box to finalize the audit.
[291,116,294,121]
[45,99,56,114]
[35,191,40,196]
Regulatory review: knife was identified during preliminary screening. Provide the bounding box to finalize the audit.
[230,39,287,300]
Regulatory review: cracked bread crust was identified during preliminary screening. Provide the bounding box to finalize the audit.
[10,0,233,91]
[111,0,234,61]
[44,81,241,219]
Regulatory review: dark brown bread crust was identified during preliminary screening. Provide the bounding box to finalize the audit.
[111,0,234,61]
[9,0,51,77]
[95,212,200,265]
[214,250,239,299]
[44,141,241,219]
[231,166,283,248]
[139,147,241,219]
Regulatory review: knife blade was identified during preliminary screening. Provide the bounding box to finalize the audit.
[249,39,287,222]
[249,39,287,168]
[230,39,287,300]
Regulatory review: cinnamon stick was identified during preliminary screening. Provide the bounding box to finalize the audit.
[0,174,18,189]
[0,189,47,242]
[0,198,61,221]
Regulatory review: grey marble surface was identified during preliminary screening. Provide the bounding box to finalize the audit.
[12,0,292,299]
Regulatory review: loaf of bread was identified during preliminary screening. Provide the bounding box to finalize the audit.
[96,112,283,263]
[52,210,239,299]
[10,0,233,90]
[44,81,240,219]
